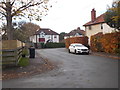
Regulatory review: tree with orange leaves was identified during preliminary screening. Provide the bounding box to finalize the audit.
[104,0,120,30]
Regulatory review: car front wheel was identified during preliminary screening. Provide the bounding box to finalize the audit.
[74,49,77,54]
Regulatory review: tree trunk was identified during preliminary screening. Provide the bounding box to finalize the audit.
[6,2,13,40]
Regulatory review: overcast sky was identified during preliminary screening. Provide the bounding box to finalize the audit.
[33,0,114,33]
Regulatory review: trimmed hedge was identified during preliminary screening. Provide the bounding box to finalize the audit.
[91,32,120,55]
[41,42,65,48]
[65,36,88,48]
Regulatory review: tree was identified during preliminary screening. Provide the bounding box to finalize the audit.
[21,22,40,36]
[13,22,40,42]
[2,21,40,42]
[0,0,50,40]
[18,22,40,42]
[59,32,67,42]
[104,0,120,30]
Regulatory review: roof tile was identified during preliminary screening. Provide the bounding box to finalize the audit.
[83,14,105,26]
[35,28,59,35]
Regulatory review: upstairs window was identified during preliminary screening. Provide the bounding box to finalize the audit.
[39,31,45,38]
[54,35,57,38]
[101,23,103,29]
[89,26,92,30]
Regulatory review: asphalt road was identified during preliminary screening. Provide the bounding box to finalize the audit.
[3,48,118,88]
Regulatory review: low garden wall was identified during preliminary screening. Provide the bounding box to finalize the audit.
[90,32,120,55]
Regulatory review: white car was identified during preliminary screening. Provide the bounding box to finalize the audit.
[68,43,89,54]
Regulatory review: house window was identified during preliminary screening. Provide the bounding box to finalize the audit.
[54,35,57,38]
[42,35,44,38]
[89,26,91,30]
[75,33,79,36]
[48,36,50,38]
[39,34,44,38]
[40,32,45,38]
[101,23,103,29]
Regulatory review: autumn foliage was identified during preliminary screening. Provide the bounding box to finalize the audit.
[91,32,120,54]
[65,36,88,48]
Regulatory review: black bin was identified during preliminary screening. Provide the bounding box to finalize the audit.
[29,47,35,58]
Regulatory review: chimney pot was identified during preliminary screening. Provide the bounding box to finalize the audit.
[91,8,96,22]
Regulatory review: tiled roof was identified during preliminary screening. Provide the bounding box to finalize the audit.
[83,14,105,26]
[35,28,59,35]
[65,29,85,36]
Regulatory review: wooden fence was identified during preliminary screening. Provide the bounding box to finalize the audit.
[0,40,25,66]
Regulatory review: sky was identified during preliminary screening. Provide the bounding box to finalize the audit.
[1,0,113,34]
[33,0,114,34]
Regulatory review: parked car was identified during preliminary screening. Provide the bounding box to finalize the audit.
[68,43,89,54]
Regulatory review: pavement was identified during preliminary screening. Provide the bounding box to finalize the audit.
[91,51,120,60]
[2,51,56,80]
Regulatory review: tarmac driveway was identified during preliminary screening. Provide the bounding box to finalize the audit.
[3,48,118,88]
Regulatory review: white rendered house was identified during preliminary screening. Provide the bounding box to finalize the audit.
[83,9,118,45]
[30,28,59,44]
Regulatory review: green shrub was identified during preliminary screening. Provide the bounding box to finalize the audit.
[18,57,29,67]
[44,42,65,48]
[22,47,29,56]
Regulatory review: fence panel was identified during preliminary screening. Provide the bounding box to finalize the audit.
[1,40,25,66]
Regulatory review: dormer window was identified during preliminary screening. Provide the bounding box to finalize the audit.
[40,31,45,38]
[75,33,79,36]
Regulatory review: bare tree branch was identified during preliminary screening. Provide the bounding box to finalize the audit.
[0,2,6,5]
[0,5,6,11]
[11,0,16,6]
[0,11,6,17]
[12,1,43,17]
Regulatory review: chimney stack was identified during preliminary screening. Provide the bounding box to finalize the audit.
[91,8,96,22]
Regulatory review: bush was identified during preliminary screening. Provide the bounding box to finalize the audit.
[65,36,88,48]
[44,42,65,48]
[18,57,29,67]
[91,32,104,52]
[22,47,29,57]
[91,32,120,54]
[115,48,120,55]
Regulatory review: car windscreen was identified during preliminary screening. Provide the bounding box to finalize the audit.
[75,45,84,47]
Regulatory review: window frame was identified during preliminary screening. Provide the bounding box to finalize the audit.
[89,26,92,30]
[101,23,103,29]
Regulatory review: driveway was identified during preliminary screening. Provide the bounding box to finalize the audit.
[3,48,118,88]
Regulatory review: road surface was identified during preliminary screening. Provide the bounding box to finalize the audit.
[3,48,118,88]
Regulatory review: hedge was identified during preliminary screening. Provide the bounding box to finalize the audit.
[42,42,65,48]
[65,36,88,48]
[91,32,120,55]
